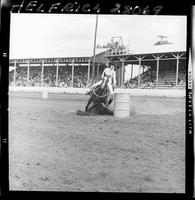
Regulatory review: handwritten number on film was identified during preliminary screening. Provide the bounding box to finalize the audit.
[11,1,163,14]
[110,4,163,15]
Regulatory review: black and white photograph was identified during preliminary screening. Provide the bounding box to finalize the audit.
[7,11,187,194]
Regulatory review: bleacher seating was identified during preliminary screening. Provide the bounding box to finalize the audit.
[9,65,89,88]
[9,64,186,89]
[125,68,186,89]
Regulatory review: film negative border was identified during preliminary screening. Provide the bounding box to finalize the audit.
[190,5,195,198]
[0,0,194,199]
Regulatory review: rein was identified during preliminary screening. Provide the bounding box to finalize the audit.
[93,87,108,98]
[92,75,110,98]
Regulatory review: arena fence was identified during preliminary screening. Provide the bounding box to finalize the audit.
[9,86,185,98]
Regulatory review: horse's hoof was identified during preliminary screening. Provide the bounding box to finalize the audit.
[85,112,90,116]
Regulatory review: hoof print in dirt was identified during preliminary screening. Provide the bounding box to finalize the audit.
[40,177,50,181]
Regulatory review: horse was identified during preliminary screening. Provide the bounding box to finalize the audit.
[85,75,113,113]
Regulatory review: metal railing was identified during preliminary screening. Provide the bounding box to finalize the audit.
[105,49,132,56]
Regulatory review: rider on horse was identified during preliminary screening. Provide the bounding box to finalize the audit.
[86,64,116,106]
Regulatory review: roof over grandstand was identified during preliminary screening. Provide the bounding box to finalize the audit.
[131,43,186,55]
[95,43,186,56]
[10,14,186,59]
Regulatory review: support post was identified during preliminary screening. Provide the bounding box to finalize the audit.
[92,15,98,85]
[156,57,160,88]
[14,60,16,86]
[151,54,162,88]
[135,56,145,88]
[171,52,184,88]
[121,59,125,85]
[117,67,121,87]
[87,59,90,85]
[131,64,133,80]
[119,67,122,87]
[97,62,99,79]
[56,59,59,87]
[41,60,44,87]
[27,60,30,87]
[119,57,127,86]
[176,55,179,87]
[71,59,74,87]
[138,58,141,88]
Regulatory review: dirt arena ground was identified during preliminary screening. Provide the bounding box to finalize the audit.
[9,92,185,193]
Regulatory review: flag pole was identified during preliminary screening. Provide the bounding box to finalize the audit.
[92,14,98,85]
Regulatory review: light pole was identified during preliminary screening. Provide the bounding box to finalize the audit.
[92,14,98,84]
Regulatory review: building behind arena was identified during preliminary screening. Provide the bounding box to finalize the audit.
[9,44,186,90]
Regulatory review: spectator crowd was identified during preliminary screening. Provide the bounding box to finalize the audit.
[124,70,186,89]
[9,65,186,89]
[9,65,91,88]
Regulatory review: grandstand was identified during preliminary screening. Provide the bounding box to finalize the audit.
[104,43,186,89]
[9,57,105,88]
[9,45,186,90]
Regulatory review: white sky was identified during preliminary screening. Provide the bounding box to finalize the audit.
[9,14,187,59]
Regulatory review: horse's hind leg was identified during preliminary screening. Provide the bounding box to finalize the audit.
[87,103,98,113]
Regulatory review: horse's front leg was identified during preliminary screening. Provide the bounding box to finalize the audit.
[85,102,90,112]
[85,96,93,112]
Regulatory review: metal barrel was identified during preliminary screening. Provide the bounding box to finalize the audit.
[42,90,48,99]
[114,93,130,118]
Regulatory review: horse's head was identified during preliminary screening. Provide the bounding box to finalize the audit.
[87,75,110,110]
